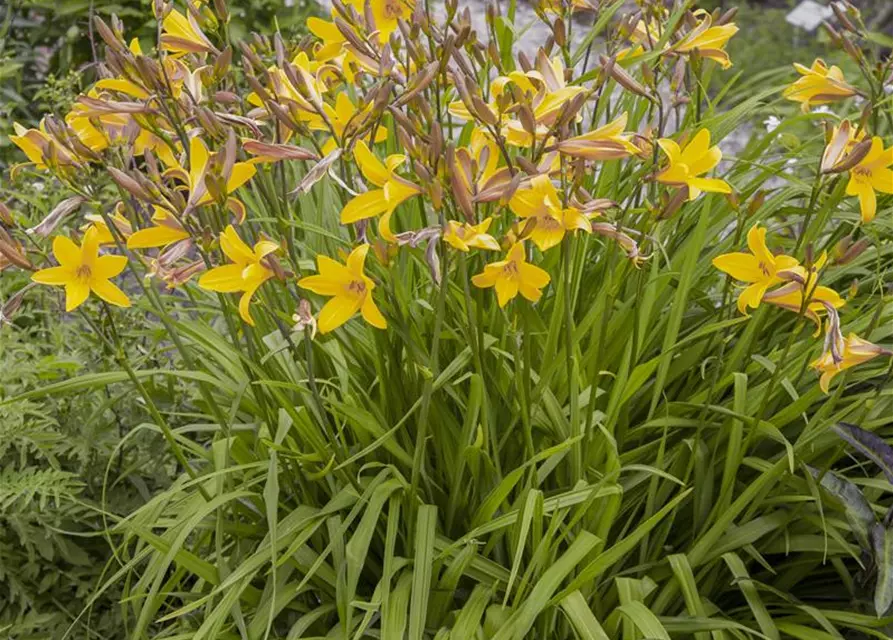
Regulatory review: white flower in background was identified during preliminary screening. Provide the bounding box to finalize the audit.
[812,105,834,115]
[763,116,781,133]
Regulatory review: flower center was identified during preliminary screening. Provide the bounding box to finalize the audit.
[346,279,367,296]
[76,264,92,280]
[502,261,519,278]
[758,262,771,277]
[853,166,872,179]
[382,0,404,19]
[539,215,562,230]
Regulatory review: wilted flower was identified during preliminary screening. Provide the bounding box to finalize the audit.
[556,113,639,161]
[812,333,892,393]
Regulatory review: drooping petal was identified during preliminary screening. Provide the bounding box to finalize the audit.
[90,278,131,308]
[353,140,390,187]
[318,295,362,333]
[494,275,520,307]
[219,225,256,265]
[128,225,191,249]
[198,264,246,292]
[340,190,390,223]
[712,252,763,283]
[64,280,91,312]
[360,293,387,329]
[238,283,262,326]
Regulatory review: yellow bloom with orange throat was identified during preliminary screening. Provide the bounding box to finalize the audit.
[443,218,500,252]
[508,174,592,251]
[844,137,893,224]
[340,140,421,241]
[712,225,800,314]
[472,242,551,307]
[298,244,387,333]
[31,227,130,312]
[198,226,279,326]
[656,129,731,200]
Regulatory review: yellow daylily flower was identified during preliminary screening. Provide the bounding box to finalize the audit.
[165,137,257,219]
[671,11,738,69]
[340,140,421,241]
[83,213,133,245]
[158,7,216,55]
[471,241,551,307]
[508,174,592,251]
[443,218,501,252]
[316,92,387,155]
[127,207,191,249]
[369,0,414,44]
[10,121,78,168]
[761,252,845,327]
[712,225,800,314]
[656,128,731,200]
[783,59,857,112]
[298,244,387,333]
[31,227,130,312]
[844,137,893,224]
[198,226,279,326]
[811,333,892,393]
[557,112,639,160]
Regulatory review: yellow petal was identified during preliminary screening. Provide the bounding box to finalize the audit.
[90,278,131,308]
[32,265,72,286]
[65,280,90,312]
[198,264,245,292]
[361,294,387,329]
[318,295,362,333]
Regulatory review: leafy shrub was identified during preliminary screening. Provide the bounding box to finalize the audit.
[2,0,893,638]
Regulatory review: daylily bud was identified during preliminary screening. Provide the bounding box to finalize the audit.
[832,2,860,34]
[659,188,687,220]
[748,190,767,217]
[213,0,229,21]
[0,229,31,271]
[0,283,35,325]
[108,167,154,201]
[717,7,738,25]
[553,18,566,47]
[841,36,863,64]
[0,201,13,226]
[600,54,653,99]
[834,236,871,265]
[822,21,842,47]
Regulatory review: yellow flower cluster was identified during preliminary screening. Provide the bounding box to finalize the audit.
[5,0,890,391]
